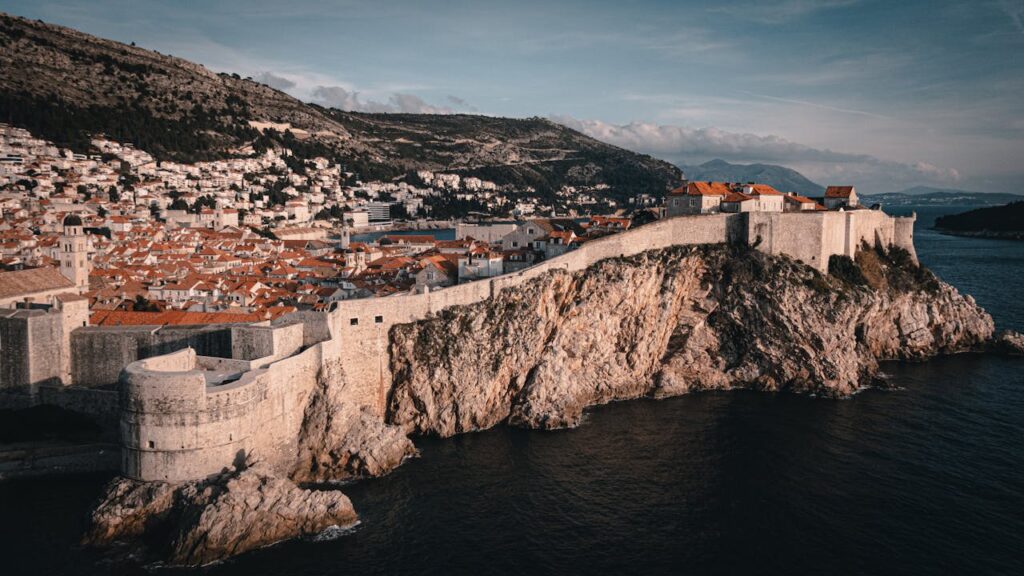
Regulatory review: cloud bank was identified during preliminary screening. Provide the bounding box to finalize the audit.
[553,116,961,191]
[310,85,457,114]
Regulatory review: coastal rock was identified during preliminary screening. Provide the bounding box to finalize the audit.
[84,460,357,567]
[991,330,1024,355]
[292,361,416,483]
[388,245,996,433]
[170,463,357,566]
[84,477,177,545]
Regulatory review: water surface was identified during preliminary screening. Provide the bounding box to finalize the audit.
[1,206,1021,575]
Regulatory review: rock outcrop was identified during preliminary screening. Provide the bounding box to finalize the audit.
[387,244,997,434]
[85,459,357,567]
[292,361,416,483]
[85,243,1016,567]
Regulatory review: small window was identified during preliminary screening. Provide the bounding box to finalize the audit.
[375,315,384,324]
[350,318,359,326]
[147,440,155,449]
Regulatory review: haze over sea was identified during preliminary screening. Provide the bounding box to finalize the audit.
[1,206,1021,576]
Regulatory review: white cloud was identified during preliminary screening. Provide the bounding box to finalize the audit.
[309,85,459,114]
[552,116,961,191]
[253,71,295,91]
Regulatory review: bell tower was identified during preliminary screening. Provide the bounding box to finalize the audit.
[59,214,91,293]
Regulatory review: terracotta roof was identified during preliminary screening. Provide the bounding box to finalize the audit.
[0,267,75,300]
[682,182,732,196]
[723,191,755,203]
[825,186,855,198]
[90,309,266,326]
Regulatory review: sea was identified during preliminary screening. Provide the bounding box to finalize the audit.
[1,206,1021,575]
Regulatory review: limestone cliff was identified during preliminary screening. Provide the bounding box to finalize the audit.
[84,243,1013,567]
[387,244,996,434]
[291,360,416,483]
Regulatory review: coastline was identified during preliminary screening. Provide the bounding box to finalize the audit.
[933,228,1024,241]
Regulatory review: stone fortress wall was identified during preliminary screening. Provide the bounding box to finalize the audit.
[110,209,916,482]
[119,321,331,483]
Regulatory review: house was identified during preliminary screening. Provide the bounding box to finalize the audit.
[783,192,825,212]
[536,229,580,259]
[414,254,459,290]
[720,184,785,213]
[458,247,503,282]
[587,216,632,235]
[824,186,858,210]
[500,218,586,251]
[502,249,539,274]
[666,182,731,216]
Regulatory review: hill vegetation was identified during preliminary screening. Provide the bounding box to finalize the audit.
[934,202,1024,239]
[0,12,682,201]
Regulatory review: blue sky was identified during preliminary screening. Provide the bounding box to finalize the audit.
[7,0,1024,192]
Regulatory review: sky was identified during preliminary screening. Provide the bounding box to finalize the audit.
[7,0,1024,193]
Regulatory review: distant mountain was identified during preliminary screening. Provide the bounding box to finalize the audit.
[0,12,681,200]
[862,186,1023,207]
[679,159,824,196]
[934,202,1024,240]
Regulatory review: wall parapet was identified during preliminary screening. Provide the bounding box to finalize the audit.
[116,208,915,483]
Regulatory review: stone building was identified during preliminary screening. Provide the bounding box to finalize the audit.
[58,214,91,292]
[824,186,858,210]
[0,294,89,391]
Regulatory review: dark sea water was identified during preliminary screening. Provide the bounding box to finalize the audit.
[1,207,1022,575]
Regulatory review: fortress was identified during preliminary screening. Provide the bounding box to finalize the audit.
[3,210,916,483]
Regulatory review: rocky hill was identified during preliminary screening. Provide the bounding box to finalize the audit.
[679,159,825,196]
[0,12,681,199]
[863,187,1023,207]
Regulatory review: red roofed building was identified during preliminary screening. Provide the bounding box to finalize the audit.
[666,181,732,216]
[824,186,858,210]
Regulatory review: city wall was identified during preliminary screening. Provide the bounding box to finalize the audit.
[113,209,916,482]
[120,322,326,482]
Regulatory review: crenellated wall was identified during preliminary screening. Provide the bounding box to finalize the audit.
[117,209,915,482]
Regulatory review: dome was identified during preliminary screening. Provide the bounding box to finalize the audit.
[63,214,83,227]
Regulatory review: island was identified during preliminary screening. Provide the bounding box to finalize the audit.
[934,201,1024,240]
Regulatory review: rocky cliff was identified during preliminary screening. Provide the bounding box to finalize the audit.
[387,244,996,434]
[85,243,1015,566]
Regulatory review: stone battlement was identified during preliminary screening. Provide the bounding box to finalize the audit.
[116,209,915,482]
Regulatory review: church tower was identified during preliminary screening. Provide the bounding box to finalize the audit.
[59,214,91,293]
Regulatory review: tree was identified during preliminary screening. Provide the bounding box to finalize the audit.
[132,295,160,312]
[108,185,120,203]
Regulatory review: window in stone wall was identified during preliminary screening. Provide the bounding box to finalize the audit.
[350,318,359,326]
[148,440,154,448]
[375,315,383,324]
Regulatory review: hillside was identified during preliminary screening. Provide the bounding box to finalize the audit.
[934,202,1024,239]
[863,186,1023,207]
[679,159,824,196]
[0,12,681,200]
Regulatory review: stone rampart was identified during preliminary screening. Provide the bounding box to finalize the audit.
[120,322,334,483]
[116,209,915,482]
